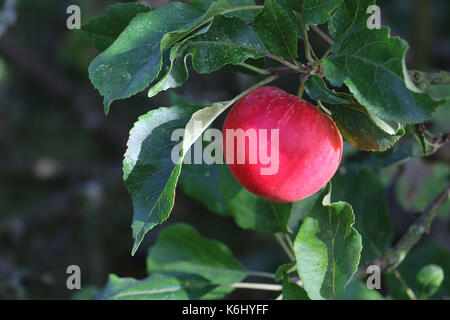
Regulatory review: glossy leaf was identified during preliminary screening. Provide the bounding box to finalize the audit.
[88,2,204,114]
[124,102,230,255]
[148,15,267,98]
[253,0,300,60]
[305,76,404,151]
[324,0,443,124]
[124,105,198,255]
[331,169,393,262]
[159,0,236,52]
[328,103,405,151]
[301,0,343,28]
[304,75,354,104]
[76,3,152,51]
[328,0,375,51]
[294,183,362,300]
[95,273,214,300]
[89,0,254,114]
[147,223,245,284]
[416,264,444,299]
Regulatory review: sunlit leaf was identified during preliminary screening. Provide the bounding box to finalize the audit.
[294,183,362,299]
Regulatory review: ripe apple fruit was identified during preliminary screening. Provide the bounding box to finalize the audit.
[222,86,343,203]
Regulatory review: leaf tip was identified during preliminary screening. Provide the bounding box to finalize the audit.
[103,100,111,115]
[131,237,142,256]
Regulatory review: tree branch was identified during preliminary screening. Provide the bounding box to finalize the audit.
[352,183,450,281]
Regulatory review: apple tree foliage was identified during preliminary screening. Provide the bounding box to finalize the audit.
[77,0,449,300]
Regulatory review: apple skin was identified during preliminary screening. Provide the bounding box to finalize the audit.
[222,86,343,203]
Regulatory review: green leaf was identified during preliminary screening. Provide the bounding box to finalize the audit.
[416,264,444,299]
[95,273,215,300]
[148,15,267,98]
[331,169,393,263]
[282,275,309,300]
[219,164,292,234]
[275,262,296,281]
[304,75,354,104]
[159,0,235,52]
[147,223,245,284]
[324,0,443,124]
[305,76,404,151]
[328,0,375,51]
[76,3,152,51]
[88,2,204,114]
[301,0,343,28]
[294,183,362,300]
[253,0,300,60]
[124,102,229,255]
[172,93,228,215]
[327,103,405,151]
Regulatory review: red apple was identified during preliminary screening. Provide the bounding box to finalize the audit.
[222,86,343,203]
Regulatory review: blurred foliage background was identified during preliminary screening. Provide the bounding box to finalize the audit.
[0,0,448,299]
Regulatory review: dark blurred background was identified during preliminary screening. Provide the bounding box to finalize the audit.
[0,0,448,299]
